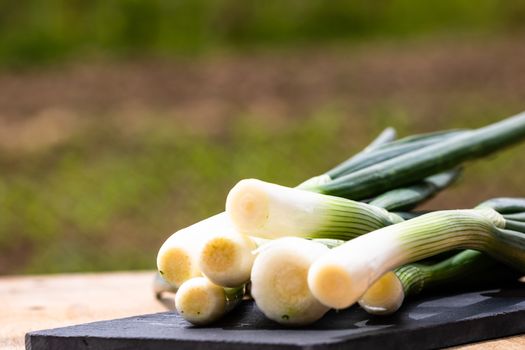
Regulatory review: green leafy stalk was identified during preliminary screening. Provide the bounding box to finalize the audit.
[316,111,525,199]
[326,129,466,179]
[396,249,521,297]
[369,168,461,211]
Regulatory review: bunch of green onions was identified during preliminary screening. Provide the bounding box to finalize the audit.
[160,127,452,323]
[159,129,461,324]
[155,111,525,326]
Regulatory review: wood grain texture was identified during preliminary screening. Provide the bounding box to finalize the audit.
[0,271,168,350]
[1,271,523,350]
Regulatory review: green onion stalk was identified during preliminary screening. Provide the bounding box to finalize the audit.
[175,277,244,325]
[156,213,235,288]
[226,178,404,240]
[198,234,267,287]
[324,129,466,180]
[358,250,522,315]
[250,237,336,325]
[308,111,525,200]
[358,198,525,315]
[368,168,461,211]
[308,202,525,311]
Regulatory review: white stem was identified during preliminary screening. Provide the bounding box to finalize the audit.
[199,231,259,287]
[175,277,242,325]
[251,237,331,325]
[157,213,231,288]
[308,227,403,309]
[227,179,327,239]
[226,178,396,240]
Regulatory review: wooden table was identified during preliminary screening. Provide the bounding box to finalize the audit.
[1,271,524,350]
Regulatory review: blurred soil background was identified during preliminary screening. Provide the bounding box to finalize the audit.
[1,1,525,274]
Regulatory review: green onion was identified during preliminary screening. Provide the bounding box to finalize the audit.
[175,277,244,325]
[358,249,521,315]
[503,212,525,221]
[314,111,525,200]
[156,213,234,288]
[198,233,265,288]
[478,197,525,214]
[359,198,525,315]
[308,207,525,310]
[326,130,466,179]
[368,168,461,211]
[226,179,403,240]
[295,127,398,189]
[250,237,332,325]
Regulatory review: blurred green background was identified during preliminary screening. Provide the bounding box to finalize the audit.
[1,1,525,274]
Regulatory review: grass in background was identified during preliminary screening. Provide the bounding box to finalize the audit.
[1,0,525,67]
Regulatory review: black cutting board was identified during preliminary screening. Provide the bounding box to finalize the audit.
[26,286,525,350]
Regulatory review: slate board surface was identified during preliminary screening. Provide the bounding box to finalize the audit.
[26,285,525,350]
